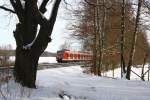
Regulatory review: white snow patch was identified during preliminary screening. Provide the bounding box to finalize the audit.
[9,56,15,62]
[9,56,57,64]
[38,57,57,63]
[20,0,25,9]
[0,66,150,100]
[104,65,150,80]
[23,38,36,50]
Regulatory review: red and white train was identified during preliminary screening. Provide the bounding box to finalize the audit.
[56,49,92,63]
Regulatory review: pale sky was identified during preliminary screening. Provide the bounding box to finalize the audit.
[0,0,150,53]
[0,0,79,53]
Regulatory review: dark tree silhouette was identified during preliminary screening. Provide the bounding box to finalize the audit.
[0,0,61,88]
[126,0,142,80]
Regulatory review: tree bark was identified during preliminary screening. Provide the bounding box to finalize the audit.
[12,0,61,88]
[96,0,101,76]
[120,0,126,78]
[93,6,98,75]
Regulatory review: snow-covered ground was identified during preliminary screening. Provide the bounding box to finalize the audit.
[104,64,150,80]
[38,57,57,63]
[9,56,57,64]
[0,66,150,100]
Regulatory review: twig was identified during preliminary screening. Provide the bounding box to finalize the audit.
[0,6,15,13]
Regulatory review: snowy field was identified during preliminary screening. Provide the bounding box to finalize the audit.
[104,64,150,81]
[1,57,150,100]
[0,66,150,100]
[38,57,57,63]
[9,56,57,64]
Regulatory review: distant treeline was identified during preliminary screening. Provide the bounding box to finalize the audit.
[0,50,56,57]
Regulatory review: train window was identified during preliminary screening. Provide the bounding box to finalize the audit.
[70,53,73,59]
[72,53,74,59]
[64,52,68,59]
[78,54,80,59]
[84,55,86,60]
[81,54,84,59]
[82,55,84,60]
[80,54,82,59]
[85,55,87,60]
[88,55,90,59]
[74,54,77,59]
[67,53,70,59]
[83,55,84,59]
[81,55,83,59]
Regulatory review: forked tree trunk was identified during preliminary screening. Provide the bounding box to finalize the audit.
[13,23,49,88]
[14,47,39,88]
[11,0,61,88]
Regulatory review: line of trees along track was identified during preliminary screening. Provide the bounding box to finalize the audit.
[70,0,150,79]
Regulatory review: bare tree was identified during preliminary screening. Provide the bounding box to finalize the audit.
[93,6,98,75]
[120,0,126,78]
[67,0,150,79]
[126,0,142,80]
[0,0,62,88]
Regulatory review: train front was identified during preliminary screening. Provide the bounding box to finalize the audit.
[56,49,69,63]
[56,50,63,62]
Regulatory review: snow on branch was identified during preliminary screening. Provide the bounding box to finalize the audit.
[20,0,25,9]
[23,38,36,50]
[0,5,16,13]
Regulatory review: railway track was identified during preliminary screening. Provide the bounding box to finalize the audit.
[0,62,83,68]
[0,62,87,83]
[0,62,85,72]
[38,62,85,70]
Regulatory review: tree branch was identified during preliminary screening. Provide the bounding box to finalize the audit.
[10,0,24,22]
[0,6,16,13]
[31,0,62,56]
[48,0,61,35]
[39,0,50,13]
[26,0,49,26]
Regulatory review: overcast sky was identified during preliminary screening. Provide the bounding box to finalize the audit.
[0,0,81,52]
[0,0,150,53]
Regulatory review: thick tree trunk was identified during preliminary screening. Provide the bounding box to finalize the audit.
[13,23,40,88]
[13,23,51,88]
[14,47,39,88]
[12,0,61,88]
